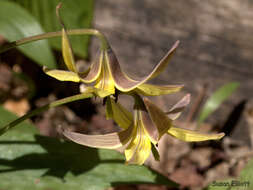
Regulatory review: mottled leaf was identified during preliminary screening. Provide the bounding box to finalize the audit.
[0,106,178,189]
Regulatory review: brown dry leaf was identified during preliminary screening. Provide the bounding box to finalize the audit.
[0,34,6,44]
[3,98,30,116]
[205,162,230,185]
[169,161,204,188]
[0,64,12,92]
[189,147,212,169]
[138,184,167,190]
[230,159,248,177]
[35,104,86,137]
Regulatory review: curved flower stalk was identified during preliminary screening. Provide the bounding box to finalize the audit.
[63,94,225,165]
[0,93,94,135]
[43,4,183,97]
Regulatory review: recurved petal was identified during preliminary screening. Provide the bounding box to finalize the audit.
[167,127,225,142]
[106,97,133,129]
[136,83,184,96]
[106,41,179,92]
[125,124,152,165]
[140,110,159,144]
[143,98,173,139]
[148,41,180,80]
[62,28,77,73]
[43,67,80,82]
[80,51,103,83]
[166,94,191,120]
[63,125,134,149]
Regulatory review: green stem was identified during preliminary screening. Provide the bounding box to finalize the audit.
[125,92,145,110]
[0,93,93,135]
[0,29,108,53]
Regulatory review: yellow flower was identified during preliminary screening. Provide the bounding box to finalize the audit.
[62,94,225,165]
[43,25,183,97]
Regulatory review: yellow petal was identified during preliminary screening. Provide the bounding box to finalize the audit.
[136,84,184,96]
[43,68,80,82]
[167,127,225,142]
[125,116,151,165]
[94,89,114,98]
[143,98,173,139]
[106,41,179,92]
[62,28,77,73]
[106,98,133,129]
[63,125,133,149]
[94,53,115,97]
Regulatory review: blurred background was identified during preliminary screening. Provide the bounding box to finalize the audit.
[92,0,252,120]
[0,0,252,189]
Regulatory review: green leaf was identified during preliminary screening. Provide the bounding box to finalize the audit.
[0,105,38,134]
[14,0,94,58]
[197,82,239,126]
[0,107,177,189]
[0,1,56,69]
[239,158,253,189]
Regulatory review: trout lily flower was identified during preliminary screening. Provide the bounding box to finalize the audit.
[62,94,225,165]
[43,23,183,97]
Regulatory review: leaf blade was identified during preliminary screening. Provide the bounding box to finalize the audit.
[15,0,94,58]
[197,82,239,125]
[239,158,253,189]
[0,1,56,68]
[0,113,178,189]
